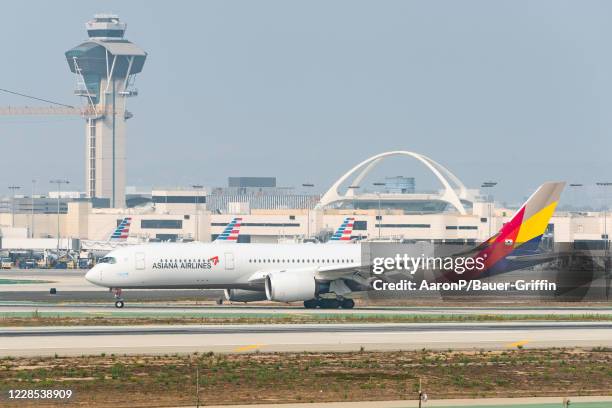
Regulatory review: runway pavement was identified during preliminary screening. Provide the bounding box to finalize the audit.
[2,302,612,316]
[1,321,612,357]
[3,268,612,315]
[0,269,92,291]
[0,268,225,301]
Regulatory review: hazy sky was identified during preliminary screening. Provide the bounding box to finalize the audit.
[1,1,611,204]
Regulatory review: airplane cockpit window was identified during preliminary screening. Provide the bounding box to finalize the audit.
[98,257,117,264]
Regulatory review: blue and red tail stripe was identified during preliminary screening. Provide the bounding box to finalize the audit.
[330,217,355,241]
[215,218,243,242]
[110,217,131,241]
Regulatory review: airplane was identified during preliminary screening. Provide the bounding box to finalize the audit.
[110,217,132,240]
[80,217,134,255]
[83,216,241,255]
[213,217,242,243]
[85,182,565,309]
[328,217,355,242]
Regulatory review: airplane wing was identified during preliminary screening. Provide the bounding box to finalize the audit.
[314,263,364,280]
[246,270,269,284]
[245,263,367,285]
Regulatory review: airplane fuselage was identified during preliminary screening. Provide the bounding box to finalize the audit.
[86,242,362,290]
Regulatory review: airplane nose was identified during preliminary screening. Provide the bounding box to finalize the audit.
[85,267,101,285]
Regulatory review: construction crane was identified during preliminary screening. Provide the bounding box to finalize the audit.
[0,105,102,118]
[0,88,128,120]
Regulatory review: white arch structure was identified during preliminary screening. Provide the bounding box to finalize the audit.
[316,151,472,214]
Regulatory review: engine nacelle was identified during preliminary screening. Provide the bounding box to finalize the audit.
[265,268,317,302]
[224,289,267,303]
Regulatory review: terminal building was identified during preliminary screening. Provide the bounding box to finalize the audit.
[0,151,610,250]
[1,13,608,256]
[207,177,319,214]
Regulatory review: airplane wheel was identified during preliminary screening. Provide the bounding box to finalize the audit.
[304,299,318,309]
[115,300,124,309]
[320,298,341,309]
[341,299,355,309]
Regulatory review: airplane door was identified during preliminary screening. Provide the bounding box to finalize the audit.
[135,252,145,270]
[224,252,234,270]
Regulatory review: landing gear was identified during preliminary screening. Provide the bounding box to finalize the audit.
[341,298,355,309]
[320,298,341,309]
[304,299,318,309]
[111,288,125,308]
[303,298,355,309]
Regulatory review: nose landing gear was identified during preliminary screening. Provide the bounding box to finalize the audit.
[111,288,125,308]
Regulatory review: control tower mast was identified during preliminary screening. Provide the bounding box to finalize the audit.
[65,14,147,208]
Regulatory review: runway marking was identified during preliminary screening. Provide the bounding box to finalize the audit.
[507,340,529,348]
[234,344,266,352]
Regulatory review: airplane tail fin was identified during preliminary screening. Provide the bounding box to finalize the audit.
[474,181,566,273]
[109,217,132,241]
[214,218,243,243]
[329,217,355,242]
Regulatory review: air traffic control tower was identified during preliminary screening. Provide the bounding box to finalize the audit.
[65,14,147,208]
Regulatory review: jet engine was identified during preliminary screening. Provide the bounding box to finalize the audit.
[265,268,317,302]
[224,289,267,303]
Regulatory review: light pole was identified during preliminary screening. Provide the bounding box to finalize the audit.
[481,181,497,237]
[192,184,203,241]
[597,182,612,252]
[195,365,200,408]
[50,179,69,252]
[302,183,315,239]
[30,179,36,238]
[373,182,385,239]
[8,185,21,228]
[569,183,583,212]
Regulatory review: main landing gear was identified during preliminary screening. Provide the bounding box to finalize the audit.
[111,288,125,308]
[304,298,355,309]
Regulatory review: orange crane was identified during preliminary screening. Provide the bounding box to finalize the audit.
[0,105,102,117]
[0,88,111,119]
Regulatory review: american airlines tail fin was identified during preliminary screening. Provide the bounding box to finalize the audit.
[214,217,243,243]
[329,217,355,242]
[109,217,132,241]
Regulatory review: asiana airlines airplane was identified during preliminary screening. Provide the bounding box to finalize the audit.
[86,182,565,309]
